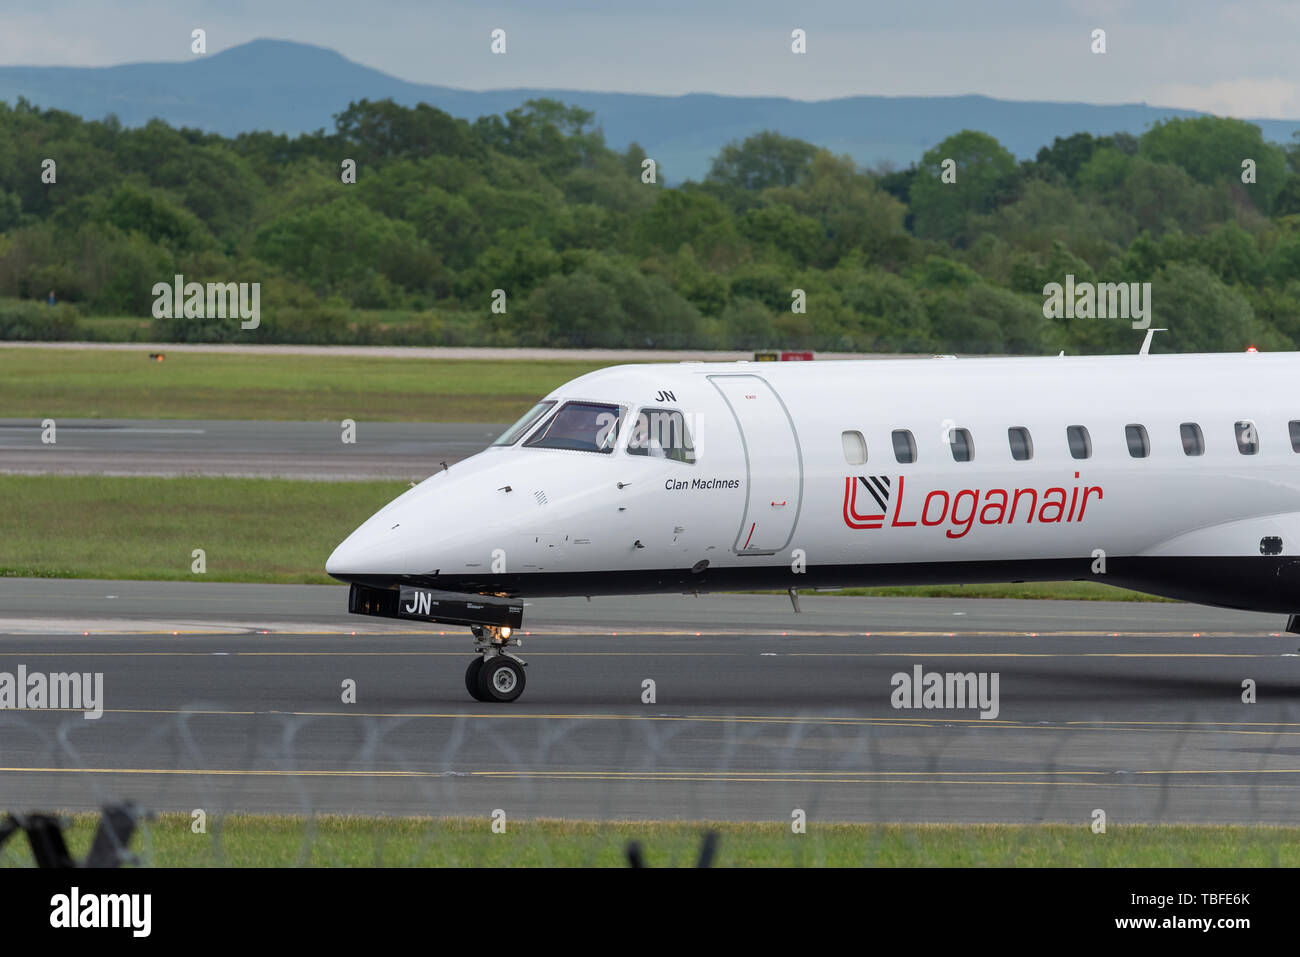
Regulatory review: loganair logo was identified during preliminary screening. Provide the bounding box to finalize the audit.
[842,475,892,529]
[843,473,1103,539]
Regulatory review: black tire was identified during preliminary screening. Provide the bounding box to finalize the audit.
[465,658,486,701]
[477,656,526,703]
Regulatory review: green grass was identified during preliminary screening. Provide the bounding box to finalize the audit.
[1,814,1295,866]
[0,475,405,583]
[0,348,612,421]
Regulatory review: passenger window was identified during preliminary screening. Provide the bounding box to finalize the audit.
[949,427,974,462]
[1007,427,1033,461]
[1290,420,1300,453]
[628,408,695,463]
[1066,425,1091,460]
[841,430,867,465]
[1125,424,1150,458]
[1235,420,1259,455]
[524,401,622,453]
[892,429,917,464]
[1180,423,1204,456]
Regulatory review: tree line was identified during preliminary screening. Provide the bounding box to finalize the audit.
[1,95,1298,353]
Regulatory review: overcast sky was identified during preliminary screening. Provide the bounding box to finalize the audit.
[1,0,1297,118]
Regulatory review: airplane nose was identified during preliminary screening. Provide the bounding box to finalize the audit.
[324,539,356,578]
[325,526,412,579]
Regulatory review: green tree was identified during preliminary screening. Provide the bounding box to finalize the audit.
[0,190,20,231]
[1076,148,1132,192]
[720,297,778,349]
[100,185,212,252]
[1034,132,1102,184]
[472,99,602,175]
[738,203,825,265]
[406,186,485,270]
[707,131,817,191]
[458,229,561,300]
[727,263,795,313]
[334,99,480,163]
[1140,117,1288,212]
[516,259,700,347]
[1118,158,1226,236]
[253,195,439,297]
[910,130,1019,245]
[636,189,738,262]
[1247,282,1300,346]
[766,151,907,266]
[1264,233,1300,285]
[1275,175,1300,216]
[840,269,932,351]
[1150,262,1255,351]
[925,282,1050,354]
[1192,223,1265,286]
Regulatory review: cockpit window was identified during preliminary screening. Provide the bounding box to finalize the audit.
[628,408,695,463]
[524,401,622,453]
[492,400,556,446]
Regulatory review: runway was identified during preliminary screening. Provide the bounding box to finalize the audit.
[3,579,1300,824]
[0,418,504,479]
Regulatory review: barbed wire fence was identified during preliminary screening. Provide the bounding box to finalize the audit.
[3,689,1300,867]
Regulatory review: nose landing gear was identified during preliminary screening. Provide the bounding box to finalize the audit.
[465,624,527,702]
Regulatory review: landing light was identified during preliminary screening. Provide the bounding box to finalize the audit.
[500,626,512,639]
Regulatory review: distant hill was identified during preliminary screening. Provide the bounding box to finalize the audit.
[3,38,1299,182]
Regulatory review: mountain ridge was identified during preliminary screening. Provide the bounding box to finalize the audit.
[3,38,1298,181]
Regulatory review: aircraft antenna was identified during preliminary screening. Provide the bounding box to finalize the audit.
[1139,328,1168,356]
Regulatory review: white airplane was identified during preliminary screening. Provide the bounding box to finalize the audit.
[327,350,1300,702]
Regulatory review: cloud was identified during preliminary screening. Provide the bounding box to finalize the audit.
[1147,78,1300,120]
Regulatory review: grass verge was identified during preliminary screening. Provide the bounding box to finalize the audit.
[0,348,610,421]
[0,475,405,584]
[1,815,1295,866]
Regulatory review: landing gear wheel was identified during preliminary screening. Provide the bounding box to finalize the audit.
[477,656,526,703]
[464,657,486,701]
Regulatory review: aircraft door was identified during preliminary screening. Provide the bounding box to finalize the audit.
[708,374,803,554]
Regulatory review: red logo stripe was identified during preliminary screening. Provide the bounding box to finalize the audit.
[843,476,884,529]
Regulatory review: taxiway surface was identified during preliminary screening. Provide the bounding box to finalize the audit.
[0,419,502,479]
[1,579,1297,824]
